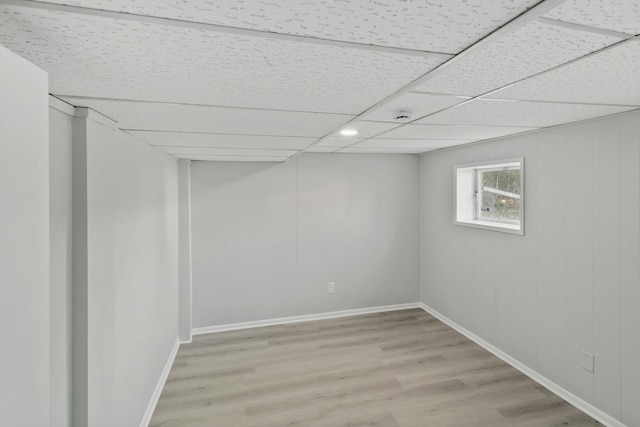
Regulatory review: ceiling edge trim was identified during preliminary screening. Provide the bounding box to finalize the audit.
[49,95,75,116]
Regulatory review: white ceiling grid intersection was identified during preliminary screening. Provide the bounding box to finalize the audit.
[414,19,624,96]
[378,124,538,141]
[418,99,636,128]
[349,138,476,151]
[491,39,640,106]
[543,0,640,35]
[362,92,470,123]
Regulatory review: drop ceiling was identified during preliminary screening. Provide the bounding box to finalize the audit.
[0,0,638,162]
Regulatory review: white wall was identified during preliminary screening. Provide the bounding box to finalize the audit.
[0,45,50,426]
[50,101,74,427]
[191,153,420,328]
[420,110,640,426]
[70,113,179,427]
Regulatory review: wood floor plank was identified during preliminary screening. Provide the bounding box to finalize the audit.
[149,309,602,427]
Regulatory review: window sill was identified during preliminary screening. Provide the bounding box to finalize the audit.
[454,219,523,235]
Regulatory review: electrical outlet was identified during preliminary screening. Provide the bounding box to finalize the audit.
[328,282,335,294]
[581,351,594,373]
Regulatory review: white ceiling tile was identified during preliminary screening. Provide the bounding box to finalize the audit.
[317,137,365,148]
[414,20,622,96]
[379,124,537,140]
[0,6,444,114]
[544,0,640,35]
[127,131,314,149]
[362,92,468,123]
[33,0,540,53]
[340,147,428,154]
[418,99,636,127]
[490,40,640,106]
[61,98,351,137]
[178,155,289,162]
[357,139,474,149]
[305,146,339,153]
[157,147,298,157]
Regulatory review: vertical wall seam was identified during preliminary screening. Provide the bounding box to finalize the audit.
[295,156,300,316]
[617,119,623,419]
[418,156,421,303]
[533,134,540,370]
[637,119,640,425]
[564,128,568,390]
[591,124,595,400]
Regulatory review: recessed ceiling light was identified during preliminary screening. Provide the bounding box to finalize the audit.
[340,129,358,136]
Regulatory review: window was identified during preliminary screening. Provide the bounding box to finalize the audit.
[454,158,524,234]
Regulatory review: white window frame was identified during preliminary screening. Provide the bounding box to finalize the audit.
[454,158,524,235]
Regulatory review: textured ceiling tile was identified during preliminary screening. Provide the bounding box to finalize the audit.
[356,138,474,149]
[305,146,339,153]
[544,0,640,35]
[340,147,428,154]
[34,0,540,53]
[178,155,289,162]
[127,131,315,149]
[0,6,443,114]
[362,92,469,123]
[61,98,352,137]
[418,99,636,127]
[380,124,537,140]
[157,147,298,157]
[490,40,640,105]
[317,137,365,148]
[414,20,622,96]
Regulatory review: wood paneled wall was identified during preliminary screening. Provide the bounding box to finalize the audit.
[420,110,640,426]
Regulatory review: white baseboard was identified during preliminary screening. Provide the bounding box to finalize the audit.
[140,337,181,427]
[191,302,421,336]
[418,303,626,427]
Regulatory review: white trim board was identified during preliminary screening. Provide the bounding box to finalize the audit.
[139,337,180,427]
[49,95,75,116]
[191,302,422,335]
[417,303,627,427]
[74,107,119,129]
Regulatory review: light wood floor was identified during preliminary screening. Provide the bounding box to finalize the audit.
[150,309,601,426]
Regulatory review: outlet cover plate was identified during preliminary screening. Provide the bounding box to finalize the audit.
[328,282,336,294]
[581,351,594,373]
